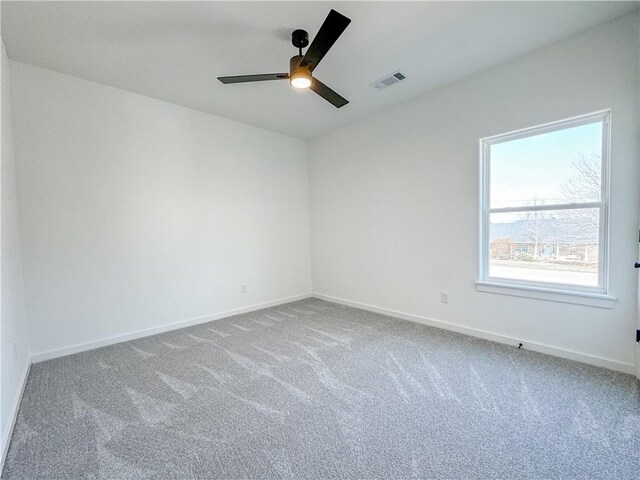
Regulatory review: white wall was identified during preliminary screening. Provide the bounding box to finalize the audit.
[309,14,639,372]
[1,41,29,460]
[9,61,311,357]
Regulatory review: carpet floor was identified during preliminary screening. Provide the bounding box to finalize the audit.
[2,298,639,479]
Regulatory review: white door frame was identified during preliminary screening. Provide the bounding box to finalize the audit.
[637,253,640,380]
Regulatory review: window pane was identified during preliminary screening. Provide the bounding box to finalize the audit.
[490,122,602,209]
[489,208,599,287]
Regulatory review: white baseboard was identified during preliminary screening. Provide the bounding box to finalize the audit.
[313,293,636,375]
[31,293,312,363]
[1,356,31,472]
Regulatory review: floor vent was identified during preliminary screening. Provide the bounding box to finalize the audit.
[370,71,407,90]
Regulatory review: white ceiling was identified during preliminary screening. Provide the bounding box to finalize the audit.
[2,1,638,139]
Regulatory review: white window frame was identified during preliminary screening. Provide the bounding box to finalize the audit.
[477,110,614,308]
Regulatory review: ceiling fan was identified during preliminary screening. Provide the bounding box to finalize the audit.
[218,9,351,108]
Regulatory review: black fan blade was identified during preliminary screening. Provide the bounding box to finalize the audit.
[218,73,289,84]
[299,10,351,72]
[310,78,348,108]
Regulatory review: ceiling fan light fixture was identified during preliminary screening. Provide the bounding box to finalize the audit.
[290,73,312,89]
[289,55,312,89]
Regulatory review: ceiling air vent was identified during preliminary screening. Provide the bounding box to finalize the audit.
[370,71,406,90]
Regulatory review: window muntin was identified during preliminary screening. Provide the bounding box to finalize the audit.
[480,111,609,294]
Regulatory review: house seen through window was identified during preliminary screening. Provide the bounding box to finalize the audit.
[480,111,609,293]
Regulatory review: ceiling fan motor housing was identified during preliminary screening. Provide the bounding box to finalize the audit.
[290,54,305,73]
[289,54,311,88]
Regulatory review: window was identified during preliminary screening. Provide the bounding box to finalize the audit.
[478,111,612,306]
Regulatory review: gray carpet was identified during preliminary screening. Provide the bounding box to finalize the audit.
[2,298,639,479]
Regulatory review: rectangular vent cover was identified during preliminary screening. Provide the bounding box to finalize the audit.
[370,71,406,90]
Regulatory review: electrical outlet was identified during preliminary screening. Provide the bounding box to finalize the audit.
[440,291,449,304]
[241,283,248,294]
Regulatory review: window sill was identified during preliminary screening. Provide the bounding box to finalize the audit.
[475,280,615,309]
